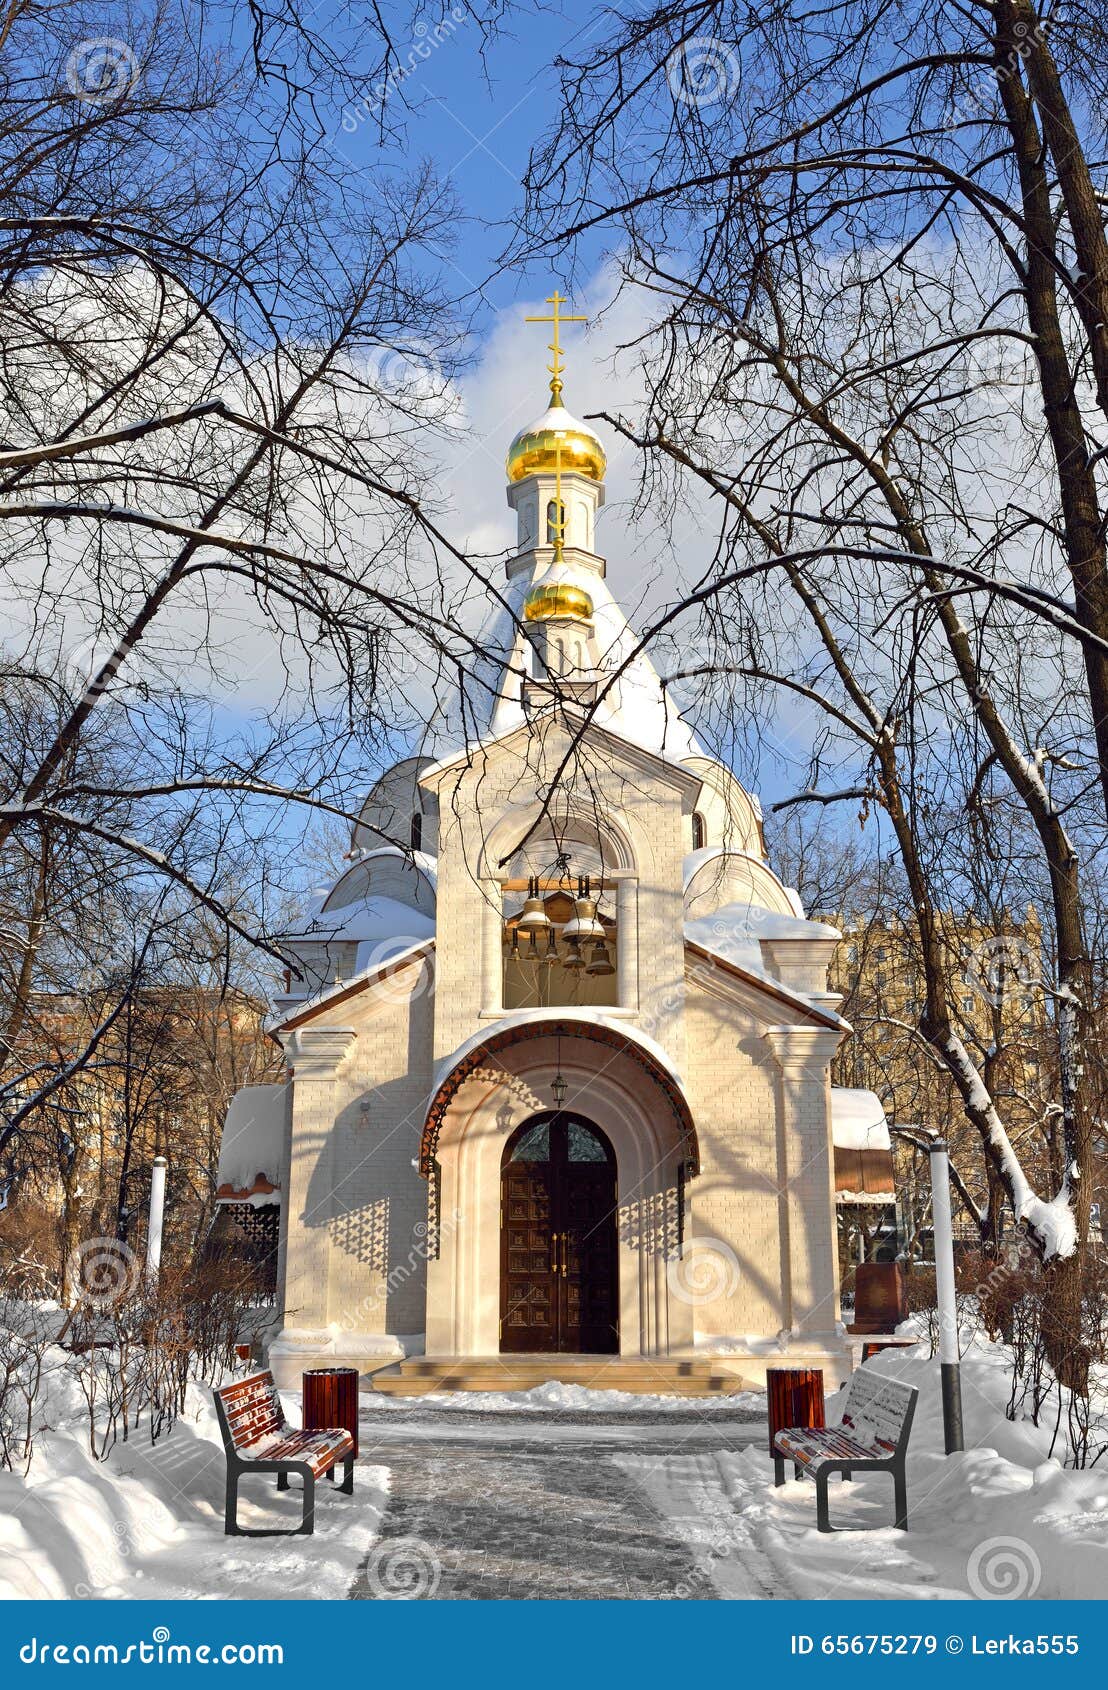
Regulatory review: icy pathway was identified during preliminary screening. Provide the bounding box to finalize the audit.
[350,1402,765,1600]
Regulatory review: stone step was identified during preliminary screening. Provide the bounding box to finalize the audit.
[396,1354,737,1377]
[370,1355,753,1397]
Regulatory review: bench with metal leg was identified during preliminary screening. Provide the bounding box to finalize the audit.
[213,1370,355,1536]
[773,1370,917,1532]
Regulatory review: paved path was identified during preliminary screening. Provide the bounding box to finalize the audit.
[349,1403,765,1600]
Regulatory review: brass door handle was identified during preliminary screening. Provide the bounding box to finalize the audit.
[560,1231,569,1276]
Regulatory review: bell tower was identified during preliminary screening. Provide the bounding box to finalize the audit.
[505,293,607,681]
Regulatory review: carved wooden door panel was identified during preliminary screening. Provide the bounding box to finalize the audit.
[500,1114,618,1355]
[500,1119,558,1352]
[561,1121,619,1354]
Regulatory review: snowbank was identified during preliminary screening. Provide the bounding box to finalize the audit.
[368,1379,765,1414]
[0,1353,384,1601]
[621,1342,1108,1600]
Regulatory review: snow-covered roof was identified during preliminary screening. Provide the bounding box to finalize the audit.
[686,898,839,951]
[684,912,849,1031]
[413,545,707,769]
[285,893,434,956]
[269,936,435,1031]
[324,847,438,905]
[831,1089,892,1151]
[216,1084,287,1203]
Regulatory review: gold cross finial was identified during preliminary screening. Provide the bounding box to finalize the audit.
[523,292,588,561]
[525,290,587,407]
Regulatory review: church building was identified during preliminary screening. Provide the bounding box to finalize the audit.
[216,300,869,1394]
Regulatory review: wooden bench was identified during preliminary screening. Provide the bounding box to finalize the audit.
[773,1369,917,1532]
[213,1370,355,1536]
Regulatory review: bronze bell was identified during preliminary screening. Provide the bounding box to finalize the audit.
[515,874,552,939]
[585,939,615,977]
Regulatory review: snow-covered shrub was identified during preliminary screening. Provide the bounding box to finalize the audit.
[0,1299,58,1472]
[63,1257,273,1460]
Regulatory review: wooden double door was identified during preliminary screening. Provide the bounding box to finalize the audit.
[500,1113,619,1354]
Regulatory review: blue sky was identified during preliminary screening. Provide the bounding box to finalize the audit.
[327,1,610,316]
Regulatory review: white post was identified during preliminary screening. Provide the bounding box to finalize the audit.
[146,1156,168,1284]
[928,1139,964,1452]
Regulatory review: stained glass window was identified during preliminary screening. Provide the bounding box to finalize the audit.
[509,1120,550,1162]
[567,1120,608,1162]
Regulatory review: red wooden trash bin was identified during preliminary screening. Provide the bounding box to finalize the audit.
[766,1366,825,1457]
[302,1366,360,1459]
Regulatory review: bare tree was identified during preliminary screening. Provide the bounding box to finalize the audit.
[513,0,1108,1379]
[0,0,529,1137]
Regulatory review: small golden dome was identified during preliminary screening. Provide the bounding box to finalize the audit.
[523,580,595,622]
[507,405,606,485]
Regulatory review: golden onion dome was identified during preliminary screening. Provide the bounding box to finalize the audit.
[506,403,607,484]
[523,579,594,622]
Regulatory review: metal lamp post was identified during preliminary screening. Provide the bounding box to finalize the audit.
[146,1155,168,1285]
[928,1137,964,1453]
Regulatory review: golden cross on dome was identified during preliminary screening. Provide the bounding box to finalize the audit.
[525,291,587,407]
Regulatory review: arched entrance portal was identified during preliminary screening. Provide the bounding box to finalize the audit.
[500,1113,618,1354]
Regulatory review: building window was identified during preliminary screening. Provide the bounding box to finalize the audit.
[502,884,618,1011]
[546,499,565,545]
[410,811,423,851]
[691,811,707,851]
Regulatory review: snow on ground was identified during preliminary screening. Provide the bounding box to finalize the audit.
[0,1356,385,1601]
[618,1342,1108,1600]
[8,1332,1108,1602]
[366,1379,765,1415]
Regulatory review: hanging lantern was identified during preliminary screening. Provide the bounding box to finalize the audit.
[551,1031,568,1106]
[585,939,615,977]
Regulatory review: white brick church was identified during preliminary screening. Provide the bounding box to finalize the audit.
[217,303,871,1393]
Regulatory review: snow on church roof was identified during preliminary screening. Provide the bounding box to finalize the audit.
[216,1084,286,1203]
[830,1089,892,1151]
[284,892,434,953]
[414,564,706,769]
